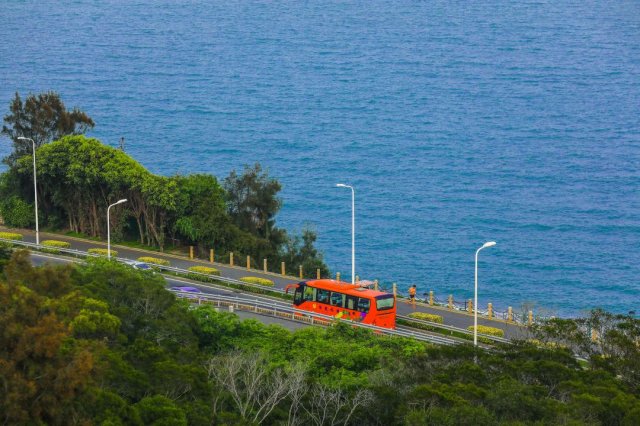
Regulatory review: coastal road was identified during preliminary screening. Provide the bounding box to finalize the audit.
[7,226,529,339]
[29,252,307,332]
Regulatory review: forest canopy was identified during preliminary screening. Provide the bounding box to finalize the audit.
[0,250,639,425]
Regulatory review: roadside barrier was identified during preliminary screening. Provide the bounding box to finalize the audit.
[397,315,511,345]
[169,290,459,346]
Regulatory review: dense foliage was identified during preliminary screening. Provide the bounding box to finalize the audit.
[0,92,328,277]
[1,250,639,425]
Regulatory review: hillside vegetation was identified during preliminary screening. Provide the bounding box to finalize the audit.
[0,250,638,425]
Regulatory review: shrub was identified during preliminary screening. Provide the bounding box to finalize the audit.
[239,276,275,287]
[467,325,505,337]
[41,239,71,254]
[88,248,117,257]
[408,312,444,324]
[0,232,23,241]
[0,196,34,228]
[42,240,71,248]
[188,266,220,275]
[137,256,170,266]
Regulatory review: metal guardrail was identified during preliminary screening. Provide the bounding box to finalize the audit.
[0,238,290,296]
[398,315,511,344]
[170,290,459,346]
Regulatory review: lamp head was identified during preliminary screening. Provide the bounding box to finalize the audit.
[116,199,127,205]
[482,241,497,248]
[336,183,347,188]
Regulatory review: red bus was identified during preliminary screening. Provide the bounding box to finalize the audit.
[285,279,396,329]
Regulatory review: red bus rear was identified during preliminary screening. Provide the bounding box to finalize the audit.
[287,279,396,329]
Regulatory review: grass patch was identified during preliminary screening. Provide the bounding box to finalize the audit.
[137,256,170,266]
[188,266,220,275]
[41,239,71,254]
[467,325,505,337]
[408,312,444,324]
[88,248,117,257]
[240,276,275,287]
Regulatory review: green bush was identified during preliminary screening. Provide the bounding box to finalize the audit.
[0,196,35,228]
[88,248,117,257]
[137,256,170,266]
[239,276,275,287]
[408,312,444,324]
[41,239,71,254]
[467,325,505,337]
[188,265,220,275]
[0,232,23,241]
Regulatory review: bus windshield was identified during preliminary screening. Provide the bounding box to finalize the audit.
[376,295,395,311]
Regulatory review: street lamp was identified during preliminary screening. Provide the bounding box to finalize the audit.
[336,183,355,284]
[107,199,127,259]
[17,137,39,245]
[474,241,496,346]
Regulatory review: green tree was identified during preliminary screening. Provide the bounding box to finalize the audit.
[2,91,94,164]
[134,395,187,426]
[283,227,330,278]
[224,163,283,243]
[0,251,95,425]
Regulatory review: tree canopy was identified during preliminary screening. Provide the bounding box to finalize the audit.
[1,251,639,425]
[1,91,94,164]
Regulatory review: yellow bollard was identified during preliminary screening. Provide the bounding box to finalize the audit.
[230,252,234,267]
[247,255,251,270]
[299,265,303,279]
[591,329,599,342]
[210,249,214,263]
[429,291,434,306]
[317,268,321,279]
[392,283,397,297]
[281,261,285,276]
[374,279,379,291]
[488,303,493,319]
[189,246,194,260]
[528,310,533,326]
[448,295,453,310]
[468,299,473,313]
[263,258,267,273]
[336,272,341,282]
[507,306,513,322]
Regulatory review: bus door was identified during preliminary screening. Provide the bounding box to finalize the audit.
[293,285,305,306]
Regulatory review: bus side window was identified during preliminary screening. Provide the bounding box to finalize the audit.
[357,298,370,313]
[293,288,303,306]
[346,295,357,310]
[330,292,344,308]
[304,286,316,301]
[317,289,330,304]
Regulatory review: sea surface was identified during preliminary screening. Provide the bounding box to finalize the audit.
[1,1,639,316]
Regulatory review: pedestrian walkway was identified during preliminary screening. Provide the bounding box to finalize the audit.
[2,226,529,339]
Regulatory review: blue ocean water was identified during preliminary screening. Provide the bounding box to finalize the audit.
[1,1,639,316]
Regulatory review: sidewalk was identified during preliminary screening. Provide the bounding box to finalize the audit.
[2,226,528,339]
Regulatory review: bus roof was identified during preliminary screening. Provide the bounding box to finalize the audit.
[299,279,393,298]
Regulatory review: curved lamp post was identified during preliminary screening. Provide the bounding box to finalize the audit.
[336,183,355,284]
[107,199,127,259]
[17,137,39,245]
[474,241,496,346]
